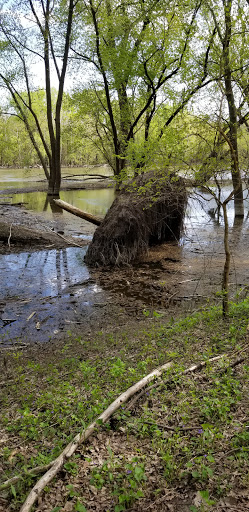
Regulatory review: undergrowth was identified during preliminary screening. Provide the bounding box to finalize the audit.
[0,298,248,511]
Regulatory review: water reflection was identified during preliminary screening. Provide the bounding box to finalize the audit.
[12,188,115,218]
[0,246,110,343]
[1,247,88,298]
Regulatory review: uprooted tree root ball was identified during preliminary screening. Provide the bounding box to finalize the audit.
[85,170,187,266]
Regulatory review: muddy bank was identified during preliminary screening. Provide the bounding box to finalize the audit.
[0,191,97,253]
[0,219,87,253]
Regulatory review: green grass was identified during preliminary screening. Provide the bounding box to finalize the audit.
[0,298,248,511]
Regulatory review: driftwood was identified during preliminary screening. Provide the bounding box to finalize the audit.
[53,199,103,226]
[0,222,80,249]
[46,227,83,248]
[19,361,172,512]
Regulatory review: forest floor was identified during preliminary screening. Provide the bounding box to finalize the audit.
[0,299,249,512]
[0,182,249,511]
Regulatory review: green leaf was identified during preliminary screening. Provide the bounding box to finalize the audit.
[107,444,113,457]
[74,501,87,512]
[199,490,215,505]
[207,454,215,462]
[11,484,16,498]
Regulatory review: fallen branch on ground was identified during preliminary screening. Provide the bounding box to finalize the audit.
[0,463,54,492]
[126,354,226,411]
[18,352,238,511]
[19,361,172,512]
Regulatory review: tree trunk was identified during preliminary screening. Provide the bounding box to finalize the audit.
[223,0,244,218]
[47,160,60,196]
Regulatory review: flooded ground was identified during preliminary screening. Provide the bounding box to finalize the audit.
[0,246,115,346]
[0,165,112,190]
[0,169,249,346]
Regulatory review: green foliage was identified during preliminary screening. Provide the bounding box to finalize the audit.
[90,456,146,510]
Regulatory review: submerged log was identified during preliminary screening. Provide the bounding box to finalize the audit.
[85,170,187,267]
[53,199,103,226]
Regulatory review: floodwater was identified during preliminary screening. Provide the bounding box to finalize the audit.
[1,171,249,345]
[0,247,110,345]
[0,165,112,190]
[12,188,115,218]
[0,165,115,238]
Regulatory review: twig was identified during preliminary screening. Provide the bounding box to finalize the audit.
[46,227,83,248]
[0,463,53,491]
[217,446,248,461]
[127,354,226,411]
[217,356,245,374]
[7,223,13,249]
[19,361,173,512]
[142,421,205,431]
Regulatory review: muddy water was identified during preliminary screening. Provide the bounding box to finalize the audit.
[0,170,115,239]
[1,181,249,345]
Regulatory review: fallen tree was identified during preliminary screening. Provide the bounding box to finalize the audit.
[85,170,187,266]
[53,199,103,226]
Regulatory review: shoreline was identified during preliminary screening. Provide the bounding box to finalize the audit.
[0,177,115,196]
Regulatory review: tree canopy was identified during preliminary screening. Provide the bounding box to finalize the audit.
[0,0,249,207]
